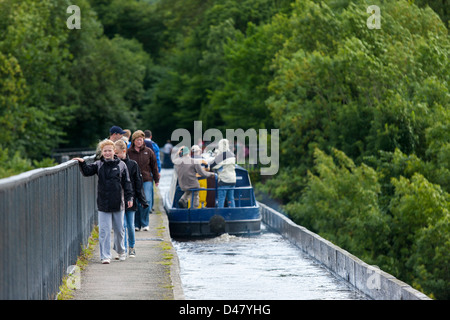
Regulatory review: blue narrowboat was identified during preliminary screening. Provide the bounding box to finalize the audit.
[164,165,261,237]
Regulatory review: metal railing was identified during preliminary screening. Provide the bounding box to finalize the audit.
[51,148,96,164]
[176,184,257,209]
[0,157,97,299]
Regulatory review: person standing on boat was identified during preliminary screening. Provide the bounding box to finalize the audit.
[175,146,215,209]
[209,139,237,208]
[192,144,209,208]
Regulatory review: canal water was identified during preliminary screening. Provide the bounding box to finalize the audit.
[159,168,368,300]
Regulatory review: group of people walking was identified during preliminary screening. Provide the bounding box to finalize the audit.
[73,126,161,264]
[73,126,237,265]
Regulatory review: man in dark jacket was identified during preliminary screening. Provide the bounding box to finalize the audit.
[128,130,160,231]
[73,140,133,264]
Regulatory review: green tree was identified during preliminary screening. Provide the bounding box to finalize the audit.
[414,0,448,26]
[207,14,292,130]
[390,173,450,299]
[0,0,77,158]
[88,0,167,58]
[64,36,151,147]
[286,148,390,264]
[0,52,27,148]
[265,0,448,194]
[424,105,450,192]
[61,0,152,148]
[137,0,295,140]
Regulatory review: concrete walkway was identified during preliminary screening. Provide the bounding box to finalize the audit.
[71,188,184,300]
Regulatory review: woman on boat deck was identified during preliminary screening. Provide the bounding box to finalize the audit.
[73,140,133,264]
[174,146,215,209]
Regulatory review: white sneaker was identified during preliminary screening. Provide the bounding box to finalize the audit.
[101,259,110,264]
[142,226,149,231]
[135,227,140,231]
[119,252,127,261]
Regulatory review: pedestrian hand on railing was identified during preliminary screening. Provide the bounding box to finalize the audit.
[73,139,133,264]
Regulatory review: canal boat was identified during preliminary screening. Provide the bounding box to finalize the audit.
[164,164,261,237]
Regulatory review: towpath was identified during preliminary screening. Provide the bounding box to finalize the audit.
[71,189,184,300]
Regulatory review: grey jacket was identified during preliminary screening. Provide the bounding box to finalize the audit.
[175,157,215,191]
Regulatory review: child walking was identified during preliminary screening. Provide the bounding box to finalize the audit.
[114,139,148,258]
[73,140,133,264]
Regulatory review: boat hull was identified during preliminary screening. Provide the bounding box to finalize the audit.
[165,200,261,237]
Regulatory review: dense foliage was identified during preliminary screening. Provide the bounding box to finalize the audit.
[0,0,150,166]
[0,0,448,298]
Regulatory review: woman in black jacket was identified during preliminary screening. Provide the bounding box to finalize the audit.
[73,140,133,264]
[115,140,148,258]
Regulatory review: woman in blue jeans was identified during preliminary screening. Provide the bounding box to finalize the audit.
[209,139,237,208]
[217,182,236,208]
[115,140,148,257]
